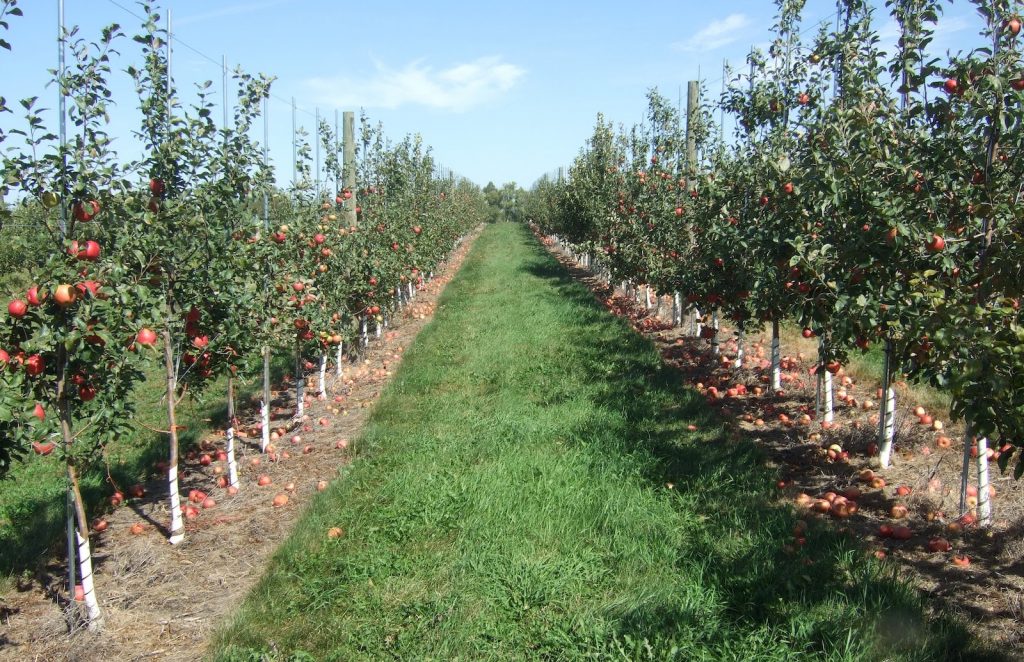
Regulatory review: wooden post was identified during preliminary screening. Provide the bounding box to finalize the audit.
[685,80,699,192]
[343,111,357,226]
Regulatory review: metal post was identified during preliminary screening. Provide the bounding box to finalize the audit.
[57,0,76,603]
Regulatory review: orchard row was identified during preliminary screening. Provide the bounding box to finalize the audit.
[0,1,483,629]
[526,0,1024,487]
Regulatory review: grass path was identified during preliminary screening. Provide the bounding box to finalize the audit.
[212,223,992,661]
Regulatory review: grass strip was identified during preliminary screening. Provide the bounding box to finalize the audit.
[212,223,995,662]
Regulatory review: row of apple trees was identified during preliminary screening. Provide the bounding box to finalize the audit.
[528,0,1024,504]
[0,2,482,628]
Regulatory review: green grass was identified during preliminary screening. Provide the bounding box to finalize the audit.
[211,223,995,661]
[0,357,292,581]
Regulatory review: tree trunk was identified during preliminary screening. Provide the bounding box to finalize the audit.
[226,371,239,489]
[163,327,184,545]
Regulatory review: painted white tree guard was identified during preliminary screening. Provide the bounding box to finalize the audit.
[295,360,305,420]
[336,341,344,378]
[168,465,184,545]
[226,425,239,489]
[822,370,834,423]
[977,436,992,526]
[318,354,327,397]
[770,320,782,392]
[878,387,897,468]
[259,400,270,453]
[76,529,102,629]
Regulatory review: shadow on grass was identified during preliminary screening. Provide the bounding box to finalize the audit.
[519,238,1004,661]
[0,355,295,579]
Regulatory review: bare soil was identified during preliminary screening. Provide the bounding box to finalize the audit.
[0,229,481,662]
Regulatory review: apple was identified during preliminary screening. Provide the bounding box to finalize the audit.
[73,200,100,221]
[413,225,422,234]
[26,285,46,306]
[272,493,289,507]
[136,328,158,346]
[927,537,952,553]
[78,384,97,401]
[1012,78,1024,91]
[943,78,959,95]
[32,441,56,455]
[802,328,814,338]
[926,234,946,252]
[77,240,101,261]
[25,354,45,376]
[41,191,59,208]
[54,284,77,306]
[292,281,305,292]
[127,483,145,498]
[76,280,101,299]
[783,182,794,194]
[1008,17,1021,35]
[257,474,272,486]
[92,518,109,533]
[8,299,27,318]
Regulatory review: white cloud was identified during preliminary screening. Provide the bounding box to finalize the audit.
[305,56,525,112]
[674,14,753,52]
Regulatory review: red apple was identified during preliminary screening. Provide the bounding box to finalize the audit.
[926,234,946,252]
[8,299,27,318]
[136,328,158,346]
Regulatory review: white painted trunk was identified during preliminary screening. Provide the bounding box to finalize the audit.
[360,316,368,348]
[259,400,270,453]
[226,426,239,488]
[318,354,327,395]
[645,286,653,310]
[295,360,305,420]
[711,312,720,355]
[770,320,782,392]
[408,281,414,300]
[375,319,382,338]
[76,529,103,629]
[673,293,682,327]
[694,308,702,338]
[335,341,344,378]
[823,369,834,423]
[168,465,184,545]
[734,330,745,369]
[977,436,992,526]
[878,387,897,468]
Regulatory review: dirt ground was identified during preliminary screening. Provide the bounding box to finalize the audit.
[541,233,1024,659]
[0,229,481,662]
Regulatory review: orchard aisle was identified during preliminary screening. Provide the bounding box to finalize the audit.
[213,223,992,661]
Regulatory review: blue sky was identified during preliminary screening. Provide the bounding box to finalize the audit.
[2,1,982,190]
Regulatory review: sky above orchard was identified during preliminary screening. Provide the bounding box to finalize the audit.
[2,0,985,191]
